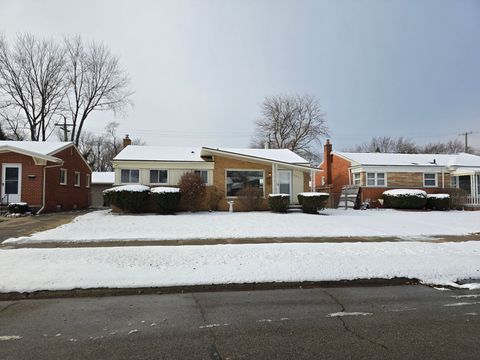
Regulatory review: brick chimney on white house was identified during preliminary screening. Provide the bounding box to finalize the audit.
[123,134,132,148]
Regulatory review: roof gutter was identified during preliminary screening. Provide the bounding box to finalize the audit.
[37,161,64,215]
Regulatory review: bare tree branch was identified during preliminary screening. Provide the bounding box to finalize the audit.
[251,94,328,164]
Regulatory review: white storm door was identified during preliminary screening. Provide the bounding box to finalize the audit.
[278,170,292,202]
[1,164,22,203]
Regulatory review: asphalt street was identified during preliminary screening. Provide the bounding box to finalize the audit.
[0,285,479,359]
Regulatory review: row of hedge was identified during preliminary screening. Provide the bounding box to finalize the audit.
[103,185,181,214]
[382,189,450,210]
[268,192,329,214]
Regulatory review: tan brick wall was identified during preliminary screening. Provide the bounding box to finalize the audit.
[213,155,272,211]
[387,172,424,187]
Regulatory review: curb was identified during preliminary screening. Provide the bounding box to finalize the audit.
[0,278,420,301]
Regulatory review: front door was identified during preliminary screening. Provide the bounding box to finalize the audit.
[278,170,292,202]
[1,164,22,204]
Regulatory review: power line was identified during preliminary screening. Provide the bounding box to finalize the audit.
[458,131,475,152]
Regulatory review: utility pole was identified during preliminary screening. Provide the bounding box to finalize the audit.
[458,131,473,153]
[55,115,74,141]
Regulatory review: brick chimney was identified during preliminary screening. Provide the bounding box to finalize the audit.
[123,134,132,148]
[324,139,333,185]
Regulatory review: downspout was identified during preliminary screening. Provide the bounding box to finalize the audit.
[37,161,64,215]
[441,168,444,188]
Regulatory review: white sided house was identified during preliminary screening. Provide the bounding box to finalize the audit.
[111,139,317,211]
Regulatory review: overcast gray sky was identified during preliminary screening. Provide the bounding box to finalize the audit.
[1,0,479,151]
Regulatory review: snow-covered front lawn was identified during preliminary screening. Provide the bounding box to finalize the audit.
[3,209,480,245]
[1,241,479,292]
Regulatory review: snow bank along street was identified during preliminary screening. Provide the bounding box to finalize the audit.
[1,241,479,293]
[4,209,480,244]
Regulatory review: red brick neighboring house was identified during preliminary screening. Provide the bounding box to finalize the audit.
[316,140,480,208]
[0,141,92,213]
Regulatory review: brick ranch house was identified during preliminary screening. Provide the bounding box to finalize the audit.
[0,141,92,213]
[111,137,318,211]
[316,140,480,208]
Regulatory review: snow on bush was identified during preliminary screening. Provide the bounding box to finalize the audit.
[103,185,150,213]
[151,187,180,193]
[268,194,290,213]
[426,194,451,211]
[103,185,150,193]
[382,189,427,198]
[151,187,181,214]
[297,192,329,214]
[383,189,427,210]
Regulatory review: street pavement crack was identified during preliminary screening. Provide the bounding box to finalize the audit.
[0,302,18,315]
[191,294,223,360]
[323,289,390,352]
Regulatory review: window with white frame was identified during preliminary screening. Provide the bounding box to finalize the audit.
[194,170,208,184]
[149,170,168,184]
[366,172,386,187]
[86,174,91,188]
[450,175,458,188]
[353,173,361,185]
[74,172,81,187]
[226,170,264,197]
[424,173,437,187]
[60,169,67,185]
[121,169,139,183]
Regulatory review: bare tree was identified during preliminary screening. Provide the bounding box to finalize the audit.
[346,137,472,154]
[421,139,466,154]
[0,34,132,144]
[346,136,418,153]
[0,34,67,141]
[64,36,132,145]
[251,94,328,164]
[76,121,145,171]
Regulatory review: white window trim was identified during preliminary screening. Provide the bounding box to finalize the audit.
[225,169,265,198]
[60,169,68,185]
[352,172,361,186]
[74,171,81,187]
[423,173,437,187]
[120,169,140,184]
[149,169,169,185]
[86,174,91,188]
[366,172,387,187]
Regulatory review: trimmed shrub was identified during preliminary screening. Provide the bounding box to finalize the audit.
[268,194,290,213]
[151,187,181,214]
[297,192,329,214]
[382,189,427,210]
[426,194,450,211]
[103,185,150,213]
[237,186,264,211]
[178,172,206,212]
[8,202,30,214]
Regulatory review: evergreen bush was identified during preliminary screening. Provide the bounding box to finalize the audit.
[151,187,181,214]
[297,192,329,214]
[268,194,290,213]
[103,185,150,213]
[382,189,427,210]
[426,194,450,211]
[8,202,30,214]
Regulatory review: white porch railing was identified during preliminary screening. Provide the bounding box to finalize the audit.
[464,195,480,207]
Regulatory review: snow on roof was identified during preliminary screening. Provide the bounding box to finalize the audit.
[114,145,310,165]
[92,172,115,184]
[335,151,480,168]
[202,147,310,164]
[0,141,71,157]
[113,146,205,162]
